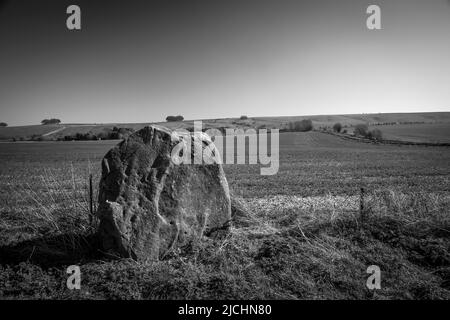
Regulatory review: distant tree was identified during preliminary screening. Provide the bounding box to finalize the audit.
[240,115,248,120]
[0,122,7,127]
[30,134,44,141]
[166,115,184,122]
[64,127,135,141]
[333,122,342,133]
[41,118,61,125]
[369,128,382,141]
[353,124,368,137]
[288,119,313,132]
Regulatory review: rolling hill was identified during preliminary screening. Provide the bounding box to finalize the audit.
[1,112,449,143]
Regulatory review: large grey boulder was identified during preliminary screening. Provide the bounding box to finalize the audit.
[96,125,231,261]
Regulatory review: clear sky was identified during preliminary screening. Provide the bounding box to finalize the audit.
[0,0,449,126]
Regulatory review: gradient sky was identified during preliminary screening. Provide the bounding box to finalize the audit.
[0,0,449,126]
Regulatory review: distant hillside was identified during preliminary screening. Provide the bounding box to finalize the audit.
[1,112,449,141]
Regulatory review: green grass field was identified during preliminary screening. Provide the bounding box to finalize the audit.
[0,131,449,299]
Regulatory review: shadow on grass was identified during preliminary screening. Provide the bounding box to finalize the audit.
[0,233,103,268]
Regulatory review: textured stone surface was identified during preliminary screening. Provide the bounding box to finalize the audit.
[96,125,231,261]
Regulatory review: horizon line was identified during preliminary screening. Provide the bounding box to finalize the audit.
[3,110,450,128]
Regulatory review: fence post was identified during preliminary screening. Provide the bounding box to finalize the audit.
[360,187,365,223]
[89,174,93,225]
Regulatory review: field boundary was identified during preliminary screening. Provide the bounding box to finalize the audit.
[320,130,450,147]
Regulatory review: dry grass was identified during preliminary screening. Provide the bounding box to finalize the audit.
[1,188,449,299]
[10,166,97,238]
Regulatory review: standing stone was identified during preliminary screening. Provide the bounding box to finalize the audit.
[96,125,231,261]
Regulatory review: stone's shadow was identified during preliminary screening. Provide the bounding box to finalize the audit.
[0,233,103,268]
